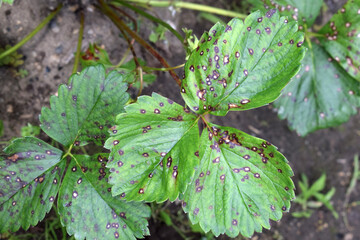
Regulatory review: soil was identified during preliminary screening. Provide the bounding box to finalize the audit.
[0,0,359,240]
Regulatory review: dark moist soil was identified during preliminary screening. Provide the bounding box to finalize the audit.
[1,0,359,240]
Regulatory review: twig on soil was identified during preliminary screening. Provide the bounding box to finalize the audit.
[97,0,182,86]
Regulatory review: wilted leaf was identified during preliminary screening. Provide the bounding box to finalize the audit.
[0,137,64,233]
[105,93,199,202]
[40,65,130,147]
[318,0,360,80]
[274,43,360,136]
[251,0,323,28]
[182,123,294,238]
[181,10,305,116]
[58,154,150,240]
[0,137,63,204]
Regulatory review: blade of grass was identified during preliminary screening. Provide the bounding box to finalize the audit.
[72,12,85,74]
[0,4,63,60]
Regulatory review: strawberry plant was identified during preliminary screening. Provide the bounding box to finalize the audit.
[251,0,360,136]
[0,6,306,238]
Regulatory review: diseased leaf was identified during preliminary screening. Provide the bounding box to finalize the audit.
[0,161,65,233]
[251,0,323,28]
[181,10,305,116]
[58,154,150,240]
[182,123,294,238]
[0,137,63,204]
[40,65,130,147]
[318,0,360,80]
[105,93,199,202]
[274,43,360,136]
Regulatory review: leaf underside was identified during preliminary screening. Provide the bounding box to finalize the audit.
[275,43,360,136]
[105,93,199,202]
[181,9,305,116]
[40,65,130,147]
[182,124,294,238]
[273,0,360,136]
[318,0,360,81]
[251,0,324,27]
[0,137,64,233]
[58,154,150,240]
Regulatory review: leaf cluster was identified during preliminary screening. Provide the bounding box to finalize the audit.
[1,6,309,240]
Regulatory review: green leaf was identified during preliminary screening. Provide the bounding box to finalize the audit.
[0,137,63,204]
[0,0,14,7]
[318,0,360,81]
[0,137,64,233]
[40,65,130,147]
[58,154,150,240]
[105,93,199,202]
[181,10,305,116]
[250,0,323,28]
[274,43,360,136]
[0,45,24,67]
[21,123,41,137]
[182,123,294,238]
[80,44,113,69]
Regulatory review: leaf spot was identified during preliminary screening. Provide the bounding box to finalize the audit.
[139,188,144,194]
[72,191,78,198]
[193,208,199,215]
[244,167,250,172]
[232,219,238,226]
[113,140,119,145]
[254,173,260,178]
[77,178,82,184]
[220,174,225,180]
[142,153,149,157]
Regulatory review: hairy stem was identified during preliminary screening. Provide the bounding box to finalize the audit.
[124,0,247,19]
[72,12,85,74]
[0,4,63,60]
[98,0,182,86]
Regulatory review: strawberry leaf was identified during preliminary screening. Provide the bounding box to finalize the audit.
[182,123,294,238]
[181,10,305,116]
[274,42,360,136]
[0,137,64,233]
[40,65,130,147]
[251,0,323,28]
[58,154,150,240]
[0,137,63,204]
[318,0,360,80]
[105,93,199,202]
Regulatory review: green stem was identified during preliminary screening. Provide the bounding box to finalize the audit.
[0,4,63,60]
[72,12,85,74]
[306,31,325,38]
[112,1,184,44]
[142,63,184,72]
[124,0,247,19]
[97,0,182,86]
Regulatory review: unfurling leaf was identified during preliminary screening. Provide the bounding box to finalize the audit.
[80,43,113,68]
[181,10,305,116]
[58,154,150,240]
[40,65,130,147]
[105,93,199,202]
[0,137,64,233]
[182,124,294,238]
[275,43,360,136]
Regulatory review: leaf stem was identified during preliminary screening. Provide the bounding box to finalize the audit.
[142,63,185,72]
[306,31,325,38]
[123,0,247,19]
[97,0,182,86]
[72,12,85,74]
[0,4,63,61]
[111,1,185,45]
[137,67,144,98]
